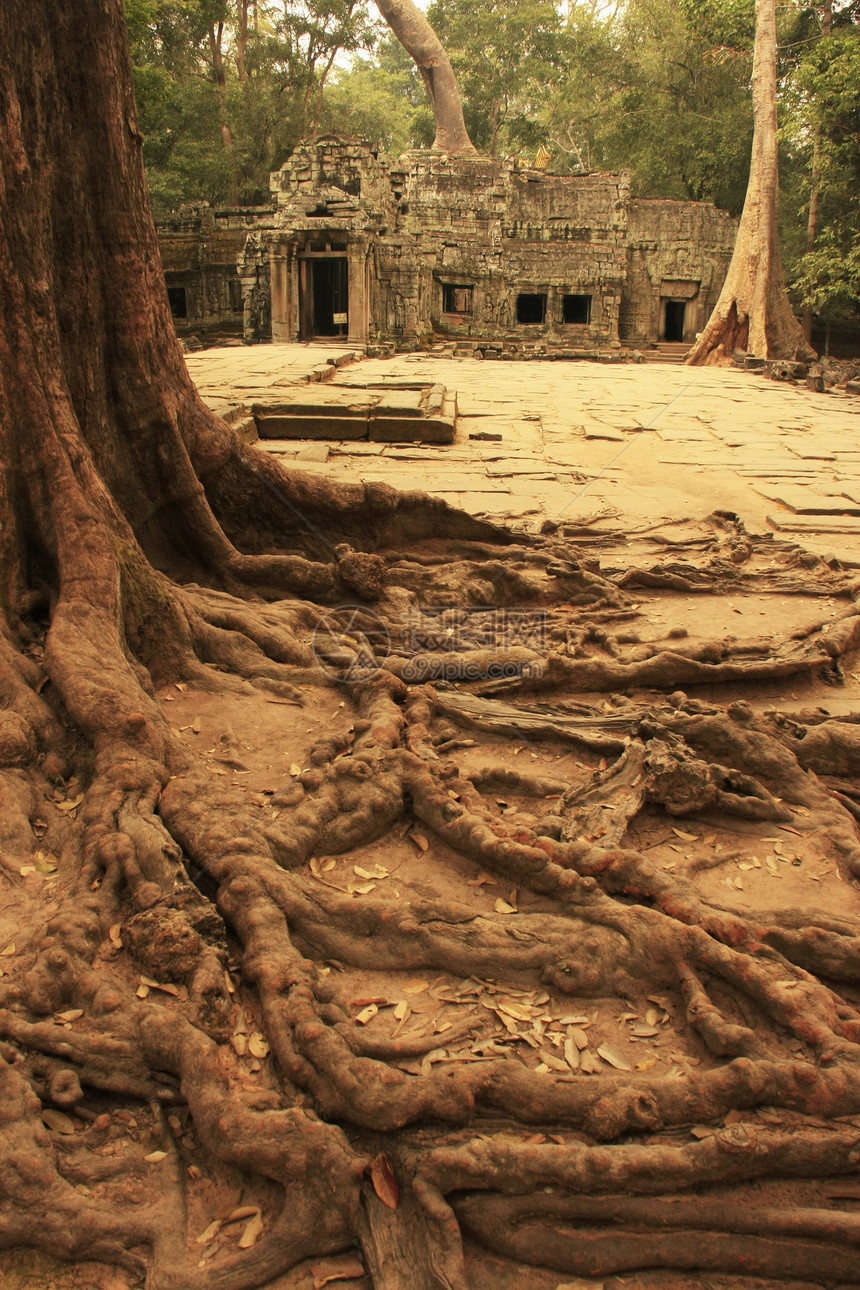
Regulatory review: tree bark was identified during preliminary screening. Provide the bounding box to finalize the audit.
[374,0,477,154]
[687,0,815,364]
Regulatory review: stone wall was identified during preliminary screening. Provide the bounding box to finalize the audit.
[373,153,629,350]
[155,139,739,353]
[621,199,736,345]
[157,204,274,335]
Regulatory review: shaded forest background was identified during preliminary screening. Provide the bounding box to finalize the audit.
[127,0,860,340]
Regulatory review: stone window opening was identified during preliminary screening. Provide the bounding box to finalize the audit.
[516,293,547,324]
[167,286,187,319]
[562,293,592,325]
[443,284,474,315]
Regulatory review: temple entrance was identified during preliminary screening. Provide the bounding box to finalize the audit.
[662,299,687,341]
[300,256,348,338]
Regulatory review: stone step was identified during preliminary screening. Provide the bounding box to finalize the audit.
[643,343,691,364]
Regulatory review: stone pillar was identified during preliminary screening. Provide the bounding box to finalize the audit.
[270,243,290,343]
[347,238,369,347]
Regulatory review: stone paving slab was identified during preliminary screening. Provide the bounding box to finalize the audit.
[768,514,860,535]
[187,344,860,561]
[755,486,860,516]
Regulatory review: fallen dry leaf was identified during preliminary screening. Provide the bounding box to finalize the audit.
[494,899,516,915]
[370,1153,399,1210]
[311,1256,366,1289]
[42,1109,76,1134]
[54,1009,83,1023]
[409,832,429,852]
[196,1219,223,1246]
[247,1033,270,1058]
[144,1149,168,1163]
[238,1210,264,1249]
[355,1004,379,1026]
[538,1047,569,1073]
[347,880,376,895]
[354,863,388,880]
[597,1044,632,1072]
[564,1035,580,1070]
[672,827,698,841]
[224,1206,259,1224]
[55,794,84,812]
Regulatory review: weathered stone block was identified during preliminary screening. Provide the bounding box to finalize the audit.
[256,414,367,440]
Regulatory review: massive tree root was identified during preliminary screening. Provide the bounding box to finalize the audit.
[4,5,860,1287]
[3,464,860,1289]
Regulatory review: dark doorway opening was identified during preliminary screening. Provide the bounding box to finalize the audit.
[517,293,547,324]
[562,293,592,325]
[663,300,686,341]
[167,286,187,319]
[310,257,348,336]
[443,283,474,315]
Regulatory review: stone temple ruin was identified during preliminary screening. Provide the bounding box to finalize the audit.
[157,136,738,356]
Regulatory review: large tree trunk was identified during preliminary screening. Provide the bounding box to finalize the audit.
[374,0,477,154]
[687,0,815,364]
[4,3,860,1288]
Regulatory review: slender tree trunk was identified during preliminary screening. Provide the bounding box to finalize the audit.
[801,129,823,345]
[236,0,250,83]
[207,20,239,204]
[687,0,815,364]
[801,0,832,346]
[313,45,340,135]
[374,0,477,154]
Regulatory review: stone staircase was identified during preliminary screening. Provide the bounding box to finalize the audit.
[643,342,691,364]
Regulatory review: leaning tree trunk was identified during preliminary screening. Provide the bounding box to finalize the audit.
[374,0,477,154]
[5,3,860,1288]
[687,0,815,364]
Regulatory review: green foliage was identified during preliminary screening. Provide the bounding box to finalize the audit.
[321,36,428,155]
[793,234,860,315]
[781,11,860,322]
[425,0,568,155]
[541,0,754,212]
[127,0,382,213]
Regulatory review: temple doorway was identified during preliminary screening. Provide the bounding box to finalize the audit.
[300,256,348,338]
[662,299,687,341]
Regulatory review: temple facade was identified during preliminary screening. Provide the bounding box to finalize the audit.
[156,136,738,356]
